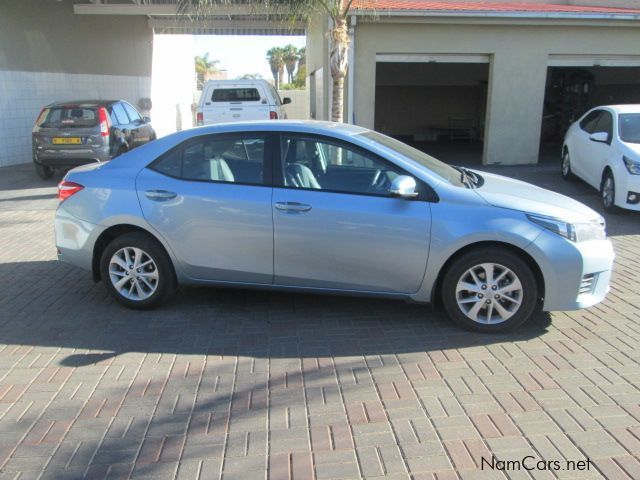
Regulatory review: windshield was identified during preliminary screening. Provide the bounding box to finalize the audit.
[37,107,99,128]
[358,131,465,187]
[619,113,640,144]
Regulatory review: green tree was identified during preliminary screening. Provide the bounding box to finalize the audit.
[194,52,220,90]
[180,1,364,122]
[266,47,285,90]
[282,44,299,84]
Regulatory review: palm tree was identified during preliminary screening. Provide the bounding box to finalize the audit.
[266,47,285,90]
[298,46,306,68]
[194,53,220,90]
[282,44,299,84]
[180,1,366,123]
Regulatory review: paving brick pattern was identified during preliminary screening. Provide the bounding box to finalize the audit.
[0,163,639,479]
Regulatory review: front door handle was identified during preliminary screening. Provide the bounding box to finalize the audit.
[274,201,312,213]
[145,189,177,201]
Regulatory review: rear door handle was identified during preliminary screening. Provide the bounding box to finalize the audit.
[145,189,177,201]
[274,201,312,213]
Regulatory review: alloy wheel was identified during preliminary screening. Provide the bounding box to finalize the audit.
[108,247,159,301]
[602,176,614,208]
[455,262,523,325]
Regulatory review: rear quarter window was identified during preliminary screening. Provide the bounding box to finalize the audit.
[211,88,261,102]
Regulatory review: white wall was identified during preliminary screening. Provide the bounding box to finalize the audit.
[0,70,150,167]
[151,34,196,138]
[278,89,310,120]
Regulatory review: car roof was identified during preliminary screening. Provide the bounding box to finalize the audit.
[187,120,370,136]
[595,104,640,114]
[45,100,119,108]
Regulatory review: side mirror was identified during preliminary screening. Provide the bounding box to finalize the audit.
[389,175,418,199]
[142,116,151,124]
[282,97,292,105]
[589,131,609,143]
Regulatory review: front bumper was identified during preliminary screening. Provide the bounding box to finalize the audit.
[526,230,615,311]
[35,145,111,167]
[55,205,106,272]
[616,173,640,211]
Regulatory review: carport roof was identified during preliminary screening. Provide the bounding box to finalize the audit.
[352,1,640,17]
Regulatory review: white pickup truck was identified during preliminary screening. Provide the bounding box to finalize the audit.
[196,79,291,125]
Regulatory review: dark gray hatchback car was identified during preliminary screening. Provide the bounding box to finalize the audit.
[32,100,156,179]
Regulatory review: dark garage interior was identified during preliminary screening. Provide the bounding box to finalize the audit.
[374,62,489,164]
[540,66,640,153]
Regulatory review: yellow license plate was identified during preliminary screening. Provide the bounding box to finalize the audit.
[52,137,82,145]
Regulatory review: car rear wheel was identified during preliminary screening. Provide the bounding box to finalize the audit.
[601,171,619,213]
[100,232,176,309]
[441,248,538,332]
[561,150,575,181]
[34,162,54,180]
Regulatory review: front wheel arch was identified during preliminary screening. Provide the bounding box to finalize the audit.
[431,241,545,308]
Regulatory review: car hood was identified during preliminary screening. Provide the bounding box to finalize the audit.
[473,170,601,222]
[622,141,640,157]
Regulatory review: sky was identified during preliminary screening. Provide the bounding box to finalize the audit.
[193,35,306,81]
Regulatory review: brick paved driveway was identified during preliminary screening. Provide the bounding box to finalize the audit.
[0,162,639,480]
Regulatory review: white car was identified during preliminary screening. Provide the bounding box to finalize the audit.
[562,104,640,212]
[196,79,290,126]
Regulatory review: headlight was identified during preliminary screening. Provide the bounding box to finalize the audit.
[623,156,640,175]
[527,214,606,243]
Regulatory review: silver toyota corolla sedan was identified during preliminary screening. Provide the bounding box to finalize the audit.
[55,121,614,332]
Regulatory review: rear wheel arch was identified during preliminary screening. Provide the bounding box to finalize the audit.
[431,241,545,307]
[92,224,175,283]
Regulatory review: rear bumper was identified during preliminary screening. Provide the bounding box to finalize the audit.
[34,146,111,167]
[55,205,105,272]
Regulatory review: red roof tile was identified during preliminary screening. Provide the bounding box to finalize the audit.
[352,1,640,15]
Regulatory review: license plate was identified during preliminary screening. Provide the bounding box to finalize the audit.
[52,137,82,145]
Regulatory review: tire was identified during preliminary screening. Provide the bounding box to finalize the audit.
[34,162,54,180]
[441,247,538,333]
[100,232,176,309]
[600,170,619,213]
[561,150,575,181]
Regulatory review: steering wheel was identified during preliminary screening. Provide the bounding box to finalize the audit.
[367,169,391,194]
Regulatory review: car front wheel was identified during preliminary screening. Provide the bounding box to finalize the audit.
[100,232,176,309]
[441,248,538,332]
[561,150,575,181]
[601,171,619,213]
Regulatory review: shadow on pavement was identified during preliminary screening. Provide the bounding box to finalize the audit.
[0,260,551,367]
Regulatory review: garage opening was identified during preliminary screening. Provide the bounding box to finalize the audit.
[374,57,489,165]
[540,61,640,160]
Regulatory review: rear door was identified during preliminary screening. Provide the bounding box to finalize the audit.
[136,132,273,283]
[33,106,102,153]
[202,85,270,124]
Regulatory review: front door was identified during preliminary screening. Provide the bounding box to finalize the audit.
[136,132,273,283]
[272,134,432,294]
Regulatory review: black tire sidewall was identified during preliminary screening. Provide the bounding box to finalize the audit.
[601,172,619,213]
[34,162,54,179]
[100,232,176,309]
[561,151,574,181]
[441,248,538,333]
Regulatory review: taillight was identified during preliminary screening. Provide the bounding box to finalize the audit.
[98,107,110,137]
[58,181,84,202]
[196,111,204,126]
[270,111,278,120]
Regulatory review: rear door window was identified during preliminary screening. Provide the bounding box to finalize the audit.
[211,88,262,102]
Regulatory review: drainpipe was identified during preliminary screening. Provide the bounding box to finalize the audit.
[347,15,356,124]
